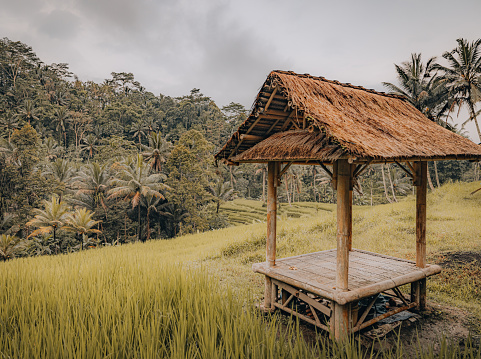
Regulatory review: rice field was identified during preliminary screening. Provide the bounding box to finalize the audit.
[1,181,480,357]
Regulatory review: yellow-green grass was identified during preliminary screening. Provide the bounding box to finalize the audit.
[220,198,333,225]
[1,181,480,357]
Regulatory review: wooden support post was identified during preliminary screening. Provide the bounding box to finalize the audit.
[413,161,427,310]
[348,165,354,251]
[264,161,278,310]
[334,159,352,340]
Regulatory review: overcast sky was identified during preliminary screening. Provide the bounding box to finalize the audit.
[1,0,480,139]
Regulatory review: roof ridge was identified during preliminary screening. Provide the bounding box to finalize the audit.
[271,70,406,100]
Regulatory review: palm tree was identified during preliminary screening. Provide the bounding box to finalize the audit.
[0,110,19,141]
[26,195,70,254]
[42,158,75,201]
[131,119,147,146]
[17,99,39,125]
[384,53,451,188]
[53,107,71,146]
[141,131,172,172]
[0,234,24,261]
[107,154,169,242]
[434,38,481,142]
[72,162,110,216]
[79,134,98,158]
[383,53,449,123]
[63,208,101,250]
[43,137,63,161]
[141,194,162,241]
[208,179,235,213]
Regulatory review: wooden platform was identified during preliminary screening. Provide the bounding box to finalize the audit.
[253,249,441,305]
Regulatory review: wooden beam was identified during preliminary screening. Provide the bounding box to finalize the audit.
[280,111,296,131]
[334,159,352,340]
[278,161,293,179]
[240,134,264,141]
[265,117,283,136]
[264,161,278,310]
[318,162,333,178]
[265,87,278,111]
[352,160,372,178]
[394,160,414,178]
[414,161,427,310]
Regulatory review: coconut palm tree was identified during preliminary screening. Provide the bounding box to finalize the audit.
[208,179,235,213]
[0,234,24,261]
[141,131,172,172]
[141,194,162,241]
[383,53,449,123]
[42,158,75,201]
[43,137,63,161]
[53,106,71,146]
[0,110,19,141]
[72,162,110,213]
[107,154,169,242]
[79,134,98,158]
[63,208,101,250]
[17,99,39,125]
[434,38,481,142]
[26,195,70,254]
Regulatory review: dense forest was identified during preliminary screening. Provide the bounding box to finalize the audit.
[1,37,480,259]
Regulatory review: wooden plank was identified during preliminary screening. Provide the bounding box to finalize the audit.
[273,303,330,331]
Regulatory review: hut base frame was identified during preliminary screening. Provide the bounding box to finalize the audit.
[254,249,441,334]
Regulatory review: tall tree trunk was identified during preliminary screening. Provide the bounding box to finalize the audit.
[370,184,373,206]
[434,161,440,187]
[285,177,291,205]
[427,162,435,191]
[124,213,127,243]
[381,165,392,203]
[262,168,266,203]
[468,102,481,143]
[387,164,397,202]
[138,205,142,242]
[146,208,151,241]
[53,227,57,254]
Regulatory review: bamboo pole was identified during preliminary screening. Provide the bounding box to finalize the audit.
[413,161,427,309]
[264,161,278,310]
[334,159,351,340]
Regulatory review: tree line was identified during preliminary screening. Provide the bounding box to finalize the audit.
[0,37,479,260]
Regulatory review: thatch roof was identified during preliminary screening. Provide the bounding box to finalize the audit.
[216,70,481,164]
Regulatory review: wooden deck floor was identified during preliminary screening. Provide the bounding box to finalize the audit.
[253,249,441,305]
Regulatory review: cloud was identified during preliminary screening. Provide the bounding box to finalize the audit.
[35,9,81,40]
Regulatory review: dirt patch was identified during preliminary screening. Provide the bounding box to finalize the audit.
[379,303,478,356]
[436,251,481,268]
[282,302,479,356]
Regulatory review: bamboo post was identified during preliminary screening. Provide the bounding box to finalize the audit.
[412,161,427,309]
[264,161,278,310]
[348,166,354,251]
[334,159,352,340]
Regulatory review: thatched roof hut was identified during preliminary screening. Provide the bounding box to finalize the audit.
[215,70,481,164]
[215,70,481,341]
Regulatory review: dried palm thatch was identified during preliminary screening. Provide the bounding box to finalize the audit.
[216,70,481,164]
